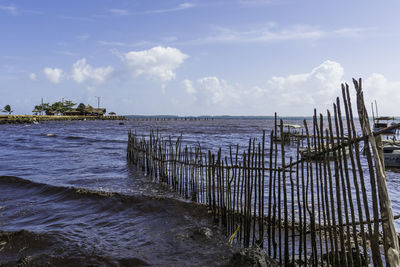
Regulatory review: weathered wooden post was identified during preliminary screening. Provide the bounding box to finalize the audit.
[354,78,400,267]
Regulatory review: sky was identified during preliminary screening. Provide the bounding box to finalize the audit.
[1,0,400,116]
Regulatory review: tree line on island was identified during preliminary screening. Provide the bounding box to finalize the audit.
[1,102,116,116]
[33,100,116,116]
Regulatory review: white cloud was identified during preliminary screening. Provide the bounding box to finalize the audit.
[267,60,344,107]
[238,0,276,7]
[58,15,94,22]
[182,79,196,94]
[0,4,17,15]
[182,60,346,115]
[181,60,400,116]
[363,74,400,116]
[98,40,154,48]
[197,77,241,106]
[43,67,63,84]
[182,23,371,45]
[42,59,113,85]
[77,34,90,40]
[334,27,372,38]
[98,40,128,47]
[71,58,113,84]
[182,76,243,111]
[123,46,188,82]
[29,73,37,81]
[109,8,128,15]
[145,2,195,14]
[187,23,325,45]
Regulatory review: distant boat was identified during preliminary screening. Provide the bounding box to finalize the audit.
[274,123,303,143]
[300,144,349,161]
[282,123,301,133]
[373,116,397,134]
[371,100,397,134]
[383,143,400,168]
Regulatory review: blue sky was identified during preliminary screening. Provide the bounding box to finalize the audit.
[1,0,400,116]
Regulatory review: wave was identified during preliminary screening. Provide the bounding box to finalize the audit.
[0,175,134,201]
[0,176,201,214]
[62,135,126,144]
[0,229,150,266]
[0,176,234,266]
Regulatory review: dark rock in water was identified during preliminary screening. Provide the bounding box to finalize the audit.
[118,257,151,266]
[190,227,213,240]
[119,122,125,125]
[287,255,313,266]
[228,247,278,267]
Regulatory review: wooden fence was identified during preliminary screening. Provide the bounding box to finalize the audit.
[127,79,400,266]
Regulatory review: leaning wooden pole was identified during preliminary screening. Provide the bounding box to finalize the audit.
[353,78,400,267]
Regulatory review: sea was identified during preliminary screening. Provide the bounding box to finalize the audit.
[1,117,400,266]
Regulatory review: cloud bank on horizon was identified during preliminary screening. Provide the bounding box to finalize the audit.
[39,49,396,116]
[1,0,400,116]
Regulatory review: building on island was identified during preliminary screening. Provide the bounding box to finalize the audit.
[63,105,106,116]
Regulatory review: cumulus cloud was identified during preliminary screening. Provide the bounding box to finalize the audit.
[29,73,37,81]
[43,67,63,84]
[183,60,346,115]
[183,60,400,116]
[71,58,113,84]
[196,77,241,107]
[123,46,188,82]
[41,47,188,87]
[363,74,400,116]
[43,59,113,85]
[182,79,196,94]
[267,60,344,107]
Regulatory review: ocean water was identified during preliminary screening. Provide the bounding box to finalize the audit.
[1,118,400,266]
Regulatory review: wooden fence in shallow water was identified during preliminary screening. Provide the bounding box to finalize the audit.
[127,79,400,266]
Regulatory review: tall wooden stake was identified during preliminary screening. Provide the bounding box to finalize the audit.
[354,78,400,267]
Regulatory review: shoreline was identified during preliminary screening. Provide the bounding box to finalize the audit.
[0,115,126,124]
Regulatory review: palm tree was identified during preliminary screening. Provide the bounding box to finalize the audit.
[2,105,13,114]
[108,111,116,116]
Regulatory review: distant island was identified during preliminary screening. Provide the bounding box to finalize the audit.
[0,101,124,124]
[32,100,110,116]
